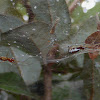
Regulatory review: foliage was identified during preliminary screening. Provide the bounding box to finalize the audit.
[0,0,100,100]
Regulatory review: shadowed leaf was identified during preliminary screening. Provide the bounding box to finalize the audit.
[0,72,34,97]
[29,0,71,41]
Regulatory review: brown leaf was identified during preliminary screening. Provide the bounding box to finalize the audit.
[88,52,99,60]
[85,31,100,60]
[85,31,100,44]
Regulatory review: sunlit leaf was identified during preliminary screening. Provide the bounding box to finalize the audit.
[0,0,24,21]
[71,2,100,26]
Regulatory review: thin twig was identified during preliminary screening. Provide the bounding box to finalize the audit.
[89,60,94,100]
[96,13,100,30]
[69,0,84,14]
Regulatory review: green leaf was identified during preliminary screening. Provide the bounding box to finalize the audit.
[29,0,51,24]
[11,47,42,85]
[29,0,71,41]
[0,46,42,86]
[82,54,100,100]
[58,16,97,60]
[71,2,100,26]
[0,14,23,33]
[0,0,28,21]
[16,2,28,17]
[52,86,69,100]
[68,72,81,81]
[0,72,33,97]
[1,21,51,56]
[0,0,11,14]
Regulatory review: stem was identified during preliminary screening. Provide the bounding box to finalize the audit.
[96,13,100,30]
[89,60,94,100]
[20,95,32,100]
[69,0,84,14]
[43,64,52,100]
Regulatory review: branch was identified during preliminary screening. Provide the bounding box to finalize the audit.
[43,64,52,100]
[43,44,59,100]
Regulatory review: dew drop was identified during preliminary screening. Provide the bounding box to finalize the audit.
[9,28,12,30]
[23,35,26,37]
[8,43,10,45]
[57,50,59,52]
[17,46,19,48]
[21,54,24,57]
[56,60,59,63]
[34,6,37,9]
[56,0,59,2]
[83,8,87,13]
[23,15,29,21]
[71,18,74,23]
[32,28,36,31]
[58,73,61,76]
[13,41,17,43]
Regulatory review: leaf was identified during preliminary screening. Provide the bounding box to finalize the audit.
[52,86,69,100]
[0,72,33,97]
[0,0,27,21]
[0,0,11,14]
[85,31,100,60]
[60,16,98,61]
[83,54,100,100]
[29,0,51,24]
[0,46,19,74]
[71,2,100,26]
[0,14,23,33]
[70,16,97,44]
[58,16,98,59]
[68,72,81,81]
[84,16,100,60]
[57,16,98,64]
[11,47,42,86]
[0,46,42,86]
[1,21,52,56]
[29,0,71,41]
